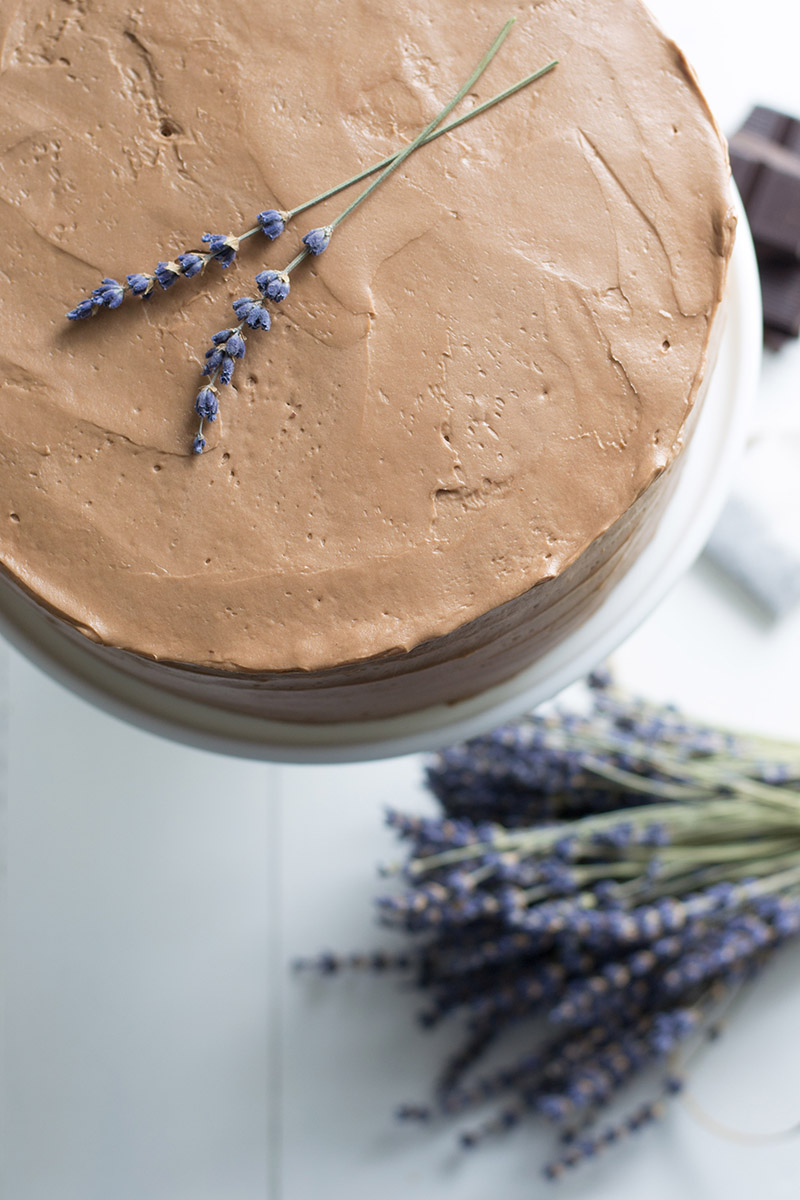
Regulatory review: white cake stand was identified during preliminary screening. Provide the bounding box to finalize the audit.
[0,208,762,763]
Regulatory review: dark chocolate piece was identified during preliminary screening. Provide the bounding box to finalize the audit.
[732,105,800,346]
[759,259,800,335]
[741,104,791,143]
[730,132,800,188]
[748,164,800,261]
[763,326,792,351]
[784,118,800,156]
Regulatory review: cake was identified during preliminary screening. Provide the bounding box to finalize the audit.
[0,0,735,724]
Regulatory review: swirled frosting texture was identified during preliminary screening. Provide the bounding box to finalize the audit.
[0,0,733,702]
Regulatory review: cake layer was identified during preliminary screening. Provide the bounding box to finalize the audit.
[0,0,734,720]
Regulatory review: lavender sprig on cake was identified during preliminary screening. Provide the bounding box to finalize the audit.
[191,22,560,451]
[65,35,557,326]
[299,674,800,1179]
[61,18,567,456]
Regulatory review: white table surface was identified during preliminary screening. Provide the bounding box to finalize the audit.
[4,2,800,1197]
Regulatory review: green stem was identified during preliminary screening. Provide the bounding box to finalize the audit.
[328,18,515,233]
[237,33,561,246]
[656,837,800,864]
[286,57,558,219]
[284,247,310,276]
[580,758,712,802]
[267,24,525,293]
[406,795,800,878]
[616,850,800,905]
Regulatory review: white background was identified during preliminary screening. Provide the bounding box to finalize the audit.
[4,1,800,1197]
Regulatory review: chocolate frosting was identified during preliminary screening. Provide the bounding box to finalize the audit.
[0,0,734,717]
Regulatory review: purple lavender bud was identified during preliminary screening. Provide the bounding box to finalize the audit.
[192,433,206,455]
[195,386,219,421]
[219,354,235,386]
[176,252,203,278]
[154,260,181,289]
[245,305,271,331]
[397,1103,433,1123]
[541,859,578,893]
[593,821,635,849]
[201,232,238,267]
[212,329,234,345]
[202,346,224,374]
[645,857,664,881]
[256,269,291,302]
[232,297,258,321]
[650,1008,698,1056]
[66,297,96,320]
[553,836,578,861]
[92,277,125,308]
[303,225,332,256]
[538,1094,572,1123]
[257,209,286,239]
[643,823,670,847]
[226,332,246,358]
[126,272,153,297]
[593,881,622,907]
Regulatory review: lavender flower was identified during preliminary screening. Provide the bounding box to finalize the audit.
[194,386,219,421]
[219,355,236,386]
[226,332,246,358]
[543,1096,667,1179]
[257,209,287,239]
[67,277,124,316]
[192,288,272,451]
[200,232,239,267]
[66,297,96,321]
[232,296,272,330]
[154,260,181,289]
[256,269,291,302]
[202,346,225,375]
[302,225,332,255]
[126,272,154,297]
[302,674,800,1179]
[99,278,125,307]
[176,252,204,277]
[68,252,208,319]
[211,328,235,345]
[202,326,245,382]
[192,433,206,455]
[247,307,272,331]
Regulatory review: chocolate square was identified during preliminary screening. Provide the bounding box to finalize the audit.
[741,105,792,142]
[764,326,793,351]
[760,259,800,336]
[748,164,800,261]
[732,105,800,346]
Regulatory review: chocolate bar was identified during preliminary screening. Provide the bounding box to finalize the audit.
[760,259,800,336]
[729,105,800,348]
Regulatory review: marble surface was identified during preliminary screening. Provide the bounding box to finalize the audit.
[4,0,800,1196]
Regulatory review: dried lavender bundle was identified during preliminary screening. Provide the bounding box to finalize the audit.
[298,672,800,1180]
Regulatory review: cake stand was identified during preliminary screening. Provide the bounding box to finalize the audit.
[0,207,762,763]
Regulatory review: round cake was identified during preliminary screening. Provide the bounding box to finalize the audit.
[0,0,735,723]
